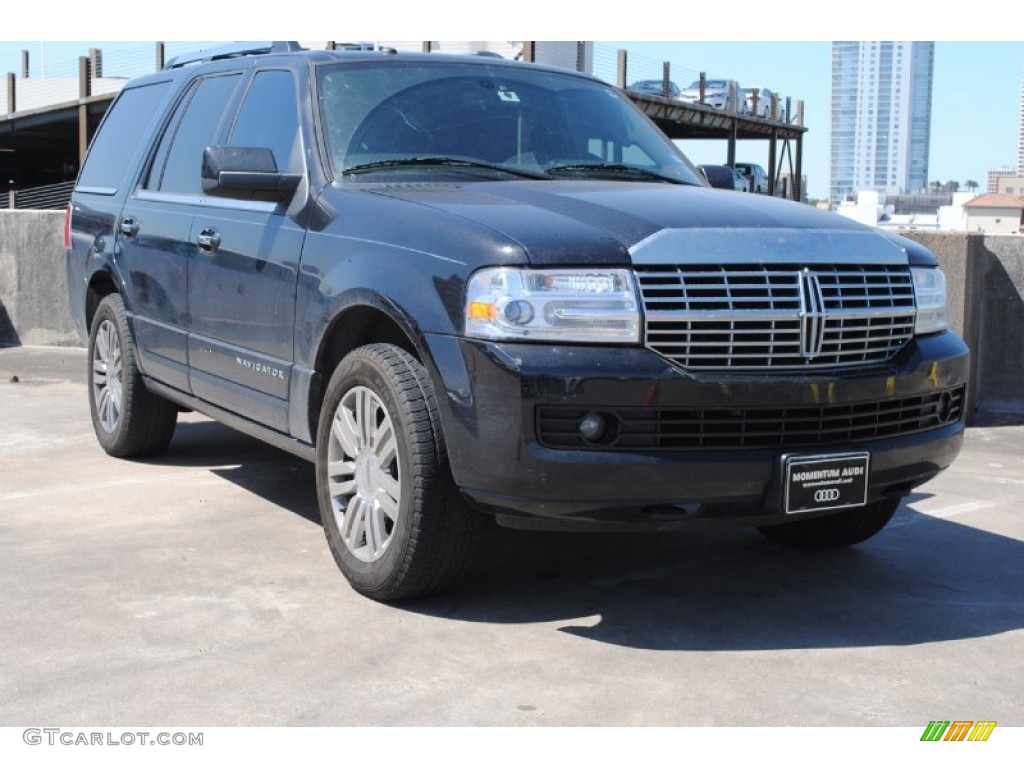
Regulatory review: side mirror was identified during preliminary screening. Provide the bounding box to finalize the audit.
[201,146,302,203]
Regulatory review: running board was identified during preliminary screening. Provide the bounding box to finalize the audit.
[144,377,316,462]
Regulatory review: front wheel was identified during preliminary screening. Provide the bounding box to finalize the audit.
[757,497,901,549]
[315,344,475,600]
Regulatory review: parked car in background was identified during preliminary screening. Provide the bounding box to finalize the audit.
[731,167,751,191]
[743,87,776,119]
[699,164,749,192]
[735,161,770,194]
[680,78,740,111]
[628,79,681,99]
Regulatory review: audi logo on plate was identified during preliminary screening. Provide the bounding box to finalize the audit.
[814,488,841,502]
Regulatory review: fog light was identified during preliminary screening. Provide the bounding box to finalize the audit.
[578,412,607,442]
[936,391,954,423]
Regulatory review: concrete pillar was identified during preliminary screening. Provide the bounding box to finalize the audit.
[78,57,91,167]
[156,42,165,70]
[616,49,627,89]
[521,42,535,63]
[794,135,803,202]
[5,72,14,114]
[21,50,29,78]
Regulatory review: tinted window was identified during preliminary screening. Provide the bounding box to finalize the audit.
[77,81,172,192]
[151,74,241,194]
[229,70,301,173]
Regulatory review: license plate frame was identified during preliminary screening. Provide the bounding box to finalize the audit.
[783,452,870,514]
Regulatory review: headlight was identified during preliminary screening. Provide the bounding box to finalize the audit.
[465,267,640,343]
[911,267,949,334]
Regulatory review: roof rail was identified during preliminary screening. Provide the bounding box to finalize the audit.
[164,41,304,69]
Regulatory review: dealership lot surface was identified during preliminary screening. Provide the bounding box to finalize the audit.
[1,345,1021,726]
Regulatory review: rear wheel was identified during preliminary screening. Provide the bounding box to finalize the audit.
[757,497,901,549]
[88,294,177,457]
[315,343,476,600]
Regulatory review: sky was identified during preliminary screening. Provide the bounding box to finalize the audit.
[2,6,1022,201]
[610,41,1024,200]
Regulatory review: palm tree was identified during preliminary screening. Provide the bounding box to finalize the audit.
[965,180,979,194]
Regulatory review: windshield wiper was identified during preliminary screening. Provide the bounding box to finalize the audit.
[544,163,696,185]
[342,156,551,180]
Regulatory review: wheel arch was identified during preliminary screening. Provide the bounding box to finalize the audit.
[85,270,122,332]
[307,297,427,445]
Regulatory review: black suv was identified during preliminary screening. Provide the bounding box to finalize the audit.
[66,42,968,600]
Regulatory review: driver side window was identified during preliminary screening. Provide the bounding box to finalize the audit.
[229,70,303,174]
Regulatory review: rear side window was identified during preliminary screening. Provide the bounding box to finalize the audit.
[229,70,302,173]
[77,81,172,193]
[147,74,241,195]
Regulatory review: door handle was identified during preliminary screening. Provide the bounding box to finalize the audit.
[119,217,139,238]
[196,227,221,253]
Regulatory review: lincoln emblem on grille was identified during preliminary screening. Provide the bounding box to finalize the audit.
[798,269,826,360]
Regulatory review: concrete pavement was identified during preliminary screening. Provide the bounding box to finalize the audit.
[1,345,1022,726]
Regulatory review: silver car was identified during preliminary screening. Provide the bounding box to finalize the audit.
[680,78,740,111]
[743,86,776,119]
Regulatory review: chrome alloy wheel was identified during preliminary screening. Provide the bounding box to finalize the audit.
[327,386,401,562]
[92,319,123,433]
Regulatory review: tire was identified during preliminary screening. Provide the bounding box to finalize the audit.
[315,343,475,601]
[757,497,901,549]
[88,294,177,458]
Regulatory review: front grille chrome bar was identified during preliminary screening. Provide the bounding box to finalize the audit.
[636,264,916,371]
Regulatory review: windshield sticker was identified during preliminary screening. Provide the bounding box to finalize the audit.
[497,90,520,103]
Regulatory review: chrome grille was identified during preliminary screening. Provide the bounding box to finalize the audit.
[637,264,916,370]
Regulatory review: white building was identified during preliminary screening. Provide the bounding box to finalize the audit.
[835,190,893,227]
[829,42,934,206]
[963,193,1024,234]
[937,192,978,232]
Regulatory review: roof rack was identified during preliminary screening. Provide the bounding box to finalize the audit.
[164,41,304,69]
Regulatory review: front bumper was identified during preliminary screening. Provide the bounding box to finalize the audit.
[422,331,969,529]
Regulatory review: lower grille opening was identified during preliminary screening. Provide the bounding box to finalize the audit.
[536,386,965,451]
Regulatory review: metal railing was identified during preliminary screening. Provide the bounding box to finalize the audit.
[3,40,803,121]
[7,181,74,210]
[2,42,224,114]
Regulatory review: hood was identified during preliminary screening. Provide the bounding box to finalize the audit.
[363,180,916,267]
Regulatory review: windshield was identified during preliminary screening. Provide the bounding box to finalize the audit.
[316,59,703,185]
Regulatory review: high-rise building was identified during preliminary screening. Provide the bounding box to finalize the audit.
[830,42,935,206]
[1018,77,1023,174]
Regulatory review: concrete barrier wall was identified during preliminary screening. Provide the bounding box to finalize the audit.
[1,209,1022,414]
[902,232,1024,415]
[0,210,78,346]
